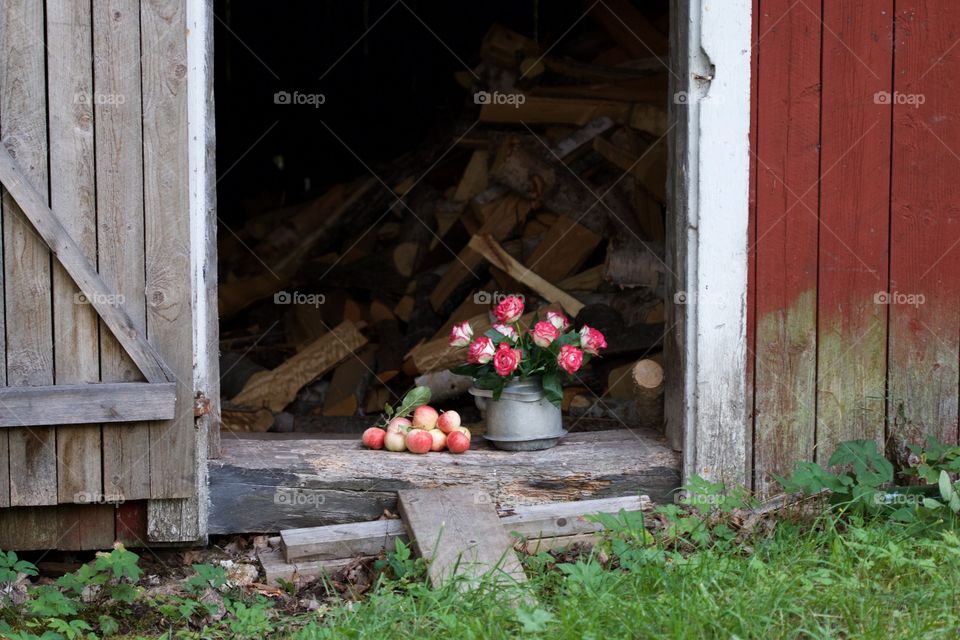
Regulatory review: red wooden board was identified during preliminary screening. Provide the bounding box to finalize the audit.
[889,1,960,447]
[815,1,893,462]
[752,0,822,492]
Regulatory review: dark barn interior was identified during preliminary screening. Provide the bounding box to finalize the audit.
[213,0,673,441]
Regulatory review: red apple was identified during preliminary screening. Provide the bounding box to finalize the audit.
[412,405,439,430]
[362,427,386,450]
[406,429,433,454]
[428,429,446,452]
[450,425,472,440]
[384,431,407,452]
[386,417,412,434]
[437,410,461,434]
[447,431,470,454]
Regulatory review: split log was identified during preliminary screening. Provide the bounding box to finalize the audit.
[480,24,539,69]
[586,0,669,56]
[428,194,534,314]
[593,136,667,202]
[373,319,404,383]
[603,236,666,291]
[222,321,368,431]
[323,345,377,416]
[453,150,490,202]
[468,234,585,316]
[559,265,605,292]
[414,370,474,402]
[631,355,665,429]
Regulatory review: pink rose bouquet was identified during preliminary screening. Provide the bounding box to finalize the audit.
[448,295,606,406]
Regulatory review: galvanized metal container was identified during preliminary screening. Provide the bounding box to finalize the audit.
[470,377,566,451]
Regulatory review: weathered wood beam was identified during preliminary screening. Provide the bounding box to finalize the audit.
[280,494,650,562]
[0,144,172,383]
[208,430,679,534]
[0,383,176,427]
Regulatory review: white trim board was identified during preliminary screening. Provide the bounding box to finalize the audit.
[146,0,219,544]
[668,0,752,487]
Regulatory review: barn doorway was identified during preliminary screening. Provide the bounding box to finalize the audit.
[209,0,690,533]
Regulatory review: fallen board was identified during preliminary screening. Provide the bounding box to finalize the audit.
[281,494,651,562]
[398,487,526,588]
[207,429,680,534]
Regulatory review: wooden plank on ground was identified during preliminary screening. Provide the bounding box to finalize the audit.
[281,495,650,562]
[0,383,177,427]
[888,0,960,447]
[141,0,194,499]
[398,487,527,588]
[96,0,152,502]
[1,0,56,507]
[47,0,103,505]
[815,1,892,463]
[752,0,821,494]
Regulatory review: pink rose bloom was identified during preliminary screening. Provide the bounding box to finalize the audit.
[579,325,607,356]
[493,342,521,377]
[492,323,518,340]
[449,321,473,347]
[467,336,495,364]
[546,310,570,331]
[557,345,584,374]
[530,321,560,347]
[494,295,525,323]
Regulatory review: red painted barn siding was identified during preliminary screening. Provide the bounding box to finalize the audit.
[750,0,960,489]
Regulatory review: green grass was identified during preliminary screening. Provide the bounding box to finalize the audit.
[4,513,960,639]
[284,516,960,640]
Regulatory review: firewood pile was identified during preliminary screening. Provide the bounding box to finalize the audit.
[219,14,670,434]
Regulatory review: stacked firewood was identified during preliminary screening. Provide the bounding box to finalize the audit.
[219,15,670,434]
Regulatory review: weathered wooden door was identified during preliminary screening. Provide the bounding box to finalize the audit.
[0,0,214,549]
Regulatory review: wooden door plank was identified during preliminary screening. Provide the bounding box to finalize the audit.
[398,487,526,589]
[1,0,57,506]
[0,145,171,385]
[95,0,153,502]
[815,2,893,462]
[47,0,103,505]
[889,1,960,447]
[0,383,176,427]
[141,0,195,499]
[752,0,822,493]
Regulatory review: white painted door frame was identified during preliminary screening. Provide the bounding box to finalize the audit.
[667,0,752,487]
